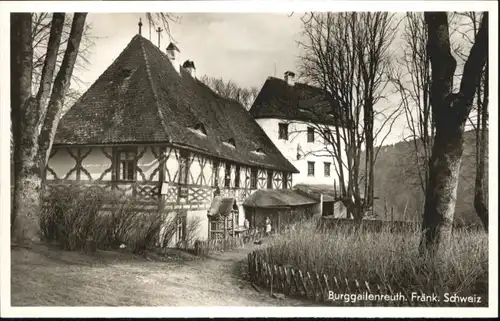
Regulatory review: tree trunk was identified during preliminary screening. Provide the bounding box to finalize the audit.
[474,175,488,232]
[13,171,44,242]
[419,122,464,254]
[11,13,36,242]
[11,13,88,243]
[420,12,488,255]
[474,63,489,231]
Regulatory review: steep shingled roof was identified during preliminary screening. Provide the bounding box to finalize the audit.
[249,76,347,126]
[54,35,298,173]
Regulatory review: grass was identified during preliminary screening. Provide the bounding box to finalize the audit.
[265,218,488,305]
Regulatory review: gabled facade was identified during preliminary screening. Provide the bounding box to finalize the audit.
[45,34,298,244]
[250,72,348,187]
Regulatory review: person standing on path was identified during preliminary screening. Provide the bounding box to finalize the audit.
[265,217,272,236]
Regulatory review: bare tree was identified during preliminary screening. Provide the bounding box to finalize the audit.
[419,12,488,254]
[11,13,88,243]
[11,13,178,243]
[298,12,399,222]
[474,58,488,231]
[200,75,259,110]
[391,13,434,195]
[31,13,95,90]
[452,12,489,231]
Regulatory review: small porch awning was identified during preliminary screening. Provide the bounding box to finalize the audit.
[207,196,237,218]
[243,189,317,208]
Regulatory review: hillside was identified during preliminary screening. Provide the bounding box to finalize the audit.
[367,130,488,227]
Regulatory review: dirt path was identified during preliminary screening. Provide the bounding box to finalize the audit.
[11,240,313,306]
[144,241,311,306]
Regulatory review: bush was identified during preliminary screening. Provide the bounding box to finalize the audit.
[157,215,179,248]
[40,184,171,253]
[129,211,168,253]
[40,185,107,250]
[265,218,488,302]
[177,216,203,250]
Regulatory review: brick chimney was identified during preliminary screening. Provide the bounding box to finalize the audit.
[284,71,296,86]
[182,60,196,78]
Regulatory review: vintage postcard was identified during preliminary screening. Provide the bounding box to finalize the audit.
[0,0,497,318]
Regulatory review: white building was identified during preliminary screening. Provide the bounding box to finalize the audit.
[250,71,348,188]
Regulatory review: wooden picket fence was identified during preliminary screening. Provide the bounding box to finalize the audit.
[194,229,266,257]
[246,250,472,307]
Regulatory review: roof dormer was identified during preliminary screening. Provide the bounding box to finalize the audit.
[223,138,236,149]
[252,148,266,156]
[121,68,133,78]
[188,122,207,136]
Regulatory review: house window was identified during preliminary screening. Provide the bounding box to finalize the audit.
[235,165,240,188]
[307,161,315,177]
[282,173,289,189]
[267,170,273,189]
[278,123,289,140]
[117,149,137,181]
[194,123,207,135]
[178,152,190,184]
[224,163,231,188]
[250,169,258,189]
[307,127,315,143]
[324,162,331,177]
[213,160,220,186]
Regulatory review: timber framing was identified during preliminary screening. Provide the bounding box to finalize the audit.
[45,142,292,210]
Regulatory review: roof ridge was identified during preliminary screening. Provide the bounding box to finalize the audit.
[139,37,172,143]
[266,75,322,90]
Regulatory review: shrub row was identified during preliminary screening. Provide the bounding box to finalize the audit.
[39,185,199,253]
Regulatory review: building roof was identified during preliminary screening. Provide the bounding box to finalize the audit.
[54,35,298,173]
[166,42,180,52]
[249,76,347,126]
[243,189,317,208]
[208,197,237,218]
[182,60,195,69]
[293,184,342,202]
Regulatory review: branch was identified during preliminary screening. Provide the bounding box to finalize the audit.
[35,13,65,129]
[11,13,34,157]
[458,12,488,117]
[425,12,457,109]
[39,13,88,164]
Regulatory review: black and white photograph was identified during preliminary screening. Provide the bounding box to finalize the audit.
[0,0,497,318]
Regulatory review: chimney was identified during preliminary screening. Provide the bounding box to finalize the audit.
[284,71,296,86]
[166,42,183,74]
[182,60,196,78]
[166,42,180,61]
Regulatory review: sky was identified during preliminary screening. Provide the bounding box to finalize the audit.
[73,12,478,147]
[79,13,303,91]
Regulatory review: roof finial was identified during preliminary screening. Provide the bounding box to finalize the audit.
[156,27,163,48]
[138,18,143,35]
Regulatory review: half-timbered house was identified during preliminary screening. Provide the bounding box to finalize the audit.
[45,33,298,244]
